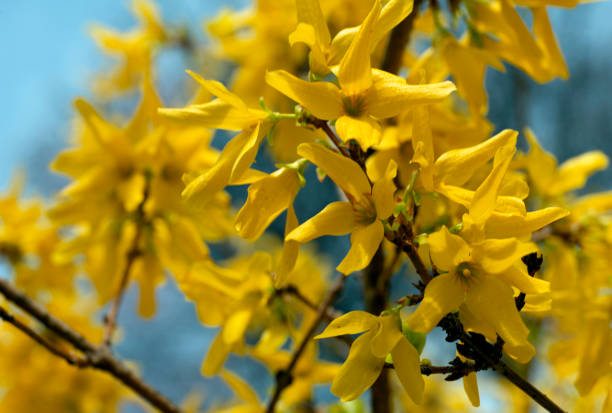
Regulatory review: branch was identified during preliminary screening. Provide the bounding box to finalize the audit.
[265,275,346,413]
[306,117,351,158]
[103,178,150,346]
[0,306,87,367]
[0,278,182,413]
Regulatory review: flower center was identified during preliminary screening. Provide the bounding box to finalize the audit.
[456,262,474,280]
[342,93,365,117]
[350,193,377,225]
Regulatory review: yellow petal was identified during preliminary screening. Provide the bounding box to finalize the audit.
[484,207,569,239]
[295,0,331,48]
[427,226,471,272]
[117,172,146,211]
[371,160,397,219]
[472,238,536,274]
[186,70,248,110]
[532,7,568,80]
[275,206,300,288]
[265,70,343,120]
[364,70,456,119]
[465,276,535,363]
[335,115,382,151]
[182,124,262,205]
[406,273,465,333]
[235,168,301,240]
[223,307,252,344]
[315,311,378,339]
[202,332,231,376]
[463,372,480,407]
[553,150,609,195]
[498,264,550,294]
[337,221,384,275]
[411,106,435,191]
[286,201,355,243]
[434,129,517,187]
[331,330,385,401]
[298,142,371,201]
[159,99,265,131]
[337,0,381,95]
[391,337,424,405]
[221,370,260,405]
[470,143,516,225]
[370,315,402,358]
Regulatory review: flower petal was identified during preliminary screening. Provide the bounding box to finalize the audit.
[472,238,536,274]
[463,372,480,407]
[274,206,300,288]
[336,221,384,275]
[298,142,371,201]
[337,0,381,95]
[265,70,343,120]
[406,273,465,333]
[286,201,355,243]
[427,226,471,272]
[391,337,424,405]
[315,311,378,339]
[370,314,402,358]
[498,264,550,294]
[372,160,397,219]
[331,331,385,401]
[484,207,569,239]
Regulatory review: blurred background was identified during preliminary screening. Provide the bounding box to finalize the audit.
[0,0,611,411]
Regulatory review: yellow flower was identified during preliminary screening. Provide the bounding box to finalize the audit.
[286,143,396,275]
[159,71,270,205]
[315,311,424,404]
[267,0,455,150]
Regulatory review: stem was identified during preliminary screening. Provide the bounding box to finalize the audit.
[265,276,346,413]
[0,278,182,413]
[363,247,392,413]
[307,117,351,158]
[381,0,424,75]
[103,178,150,346]
[0,306,87,367]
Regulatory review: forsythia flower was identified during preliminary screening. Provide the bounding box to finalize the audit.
[286,142,396,275]
[315,311,424,403]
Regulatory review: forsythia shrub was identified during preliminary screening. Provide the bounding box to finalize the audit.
[0,0,611,412]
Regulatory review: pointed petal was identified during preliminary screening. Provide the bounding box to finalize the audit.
[186,70,248,110]
[221,370,260,405]
[331,331,385,401]
[370,315,402,358]
[498,264,550,294]
[472,238,536,274]
[286,201,355,243]
[434,129,517,187]
[463,372,480,407]
[315,311,378,339]
[295,0,331,48]
[337,221,384,275]
[470,143,516,225]
[159,99,265,131]
[465,276,535,363]
[235,168,301,240]
[298,142,370,201]
[427,226,471,272]
[391,338,425,405]
[484,207,569,239]
[265,70,343,120]
[337,0,381,95]
[372,160,397,219]
[406,273,465,333]
[411,106,435,191]
[275,206,300,288]
[364,70,456,119]
[202,332,231,376]
[335,115,382,151]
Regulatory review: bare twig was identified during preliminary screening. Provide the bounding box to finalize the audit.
[0,306,87,367]
[0,278,182,413]
[306,117,351,158]
[265,276,346,413]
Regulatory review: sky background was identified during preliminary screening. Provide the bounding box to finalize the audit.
[1,1,611,412]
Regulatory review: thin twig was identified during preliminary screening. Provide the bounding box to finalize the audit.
[307,117,351,158]
[103,179,150,346]
[0,306,87,367]
[265,276,346,413]
[0,278,182,413]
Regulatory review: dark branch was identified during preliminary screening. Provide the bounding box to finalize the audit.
[0,278,182,413]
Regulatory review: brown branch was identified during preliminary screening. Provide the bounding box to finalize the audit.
[103,178,150,346]
[0,278,182,413]
[265,275,346,413]
[0,306,87,367]
[381,0,424,75]
[306,117,351,158]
